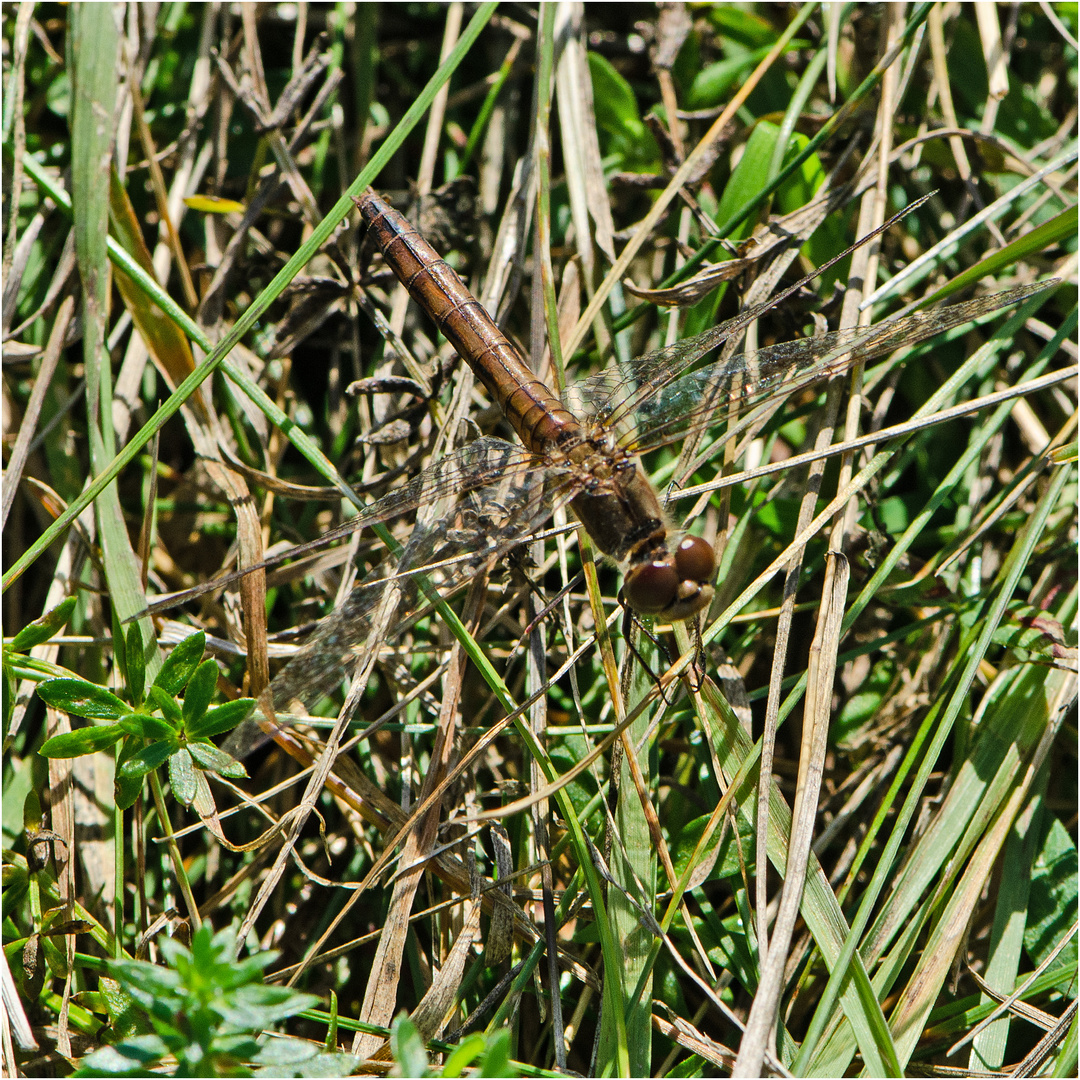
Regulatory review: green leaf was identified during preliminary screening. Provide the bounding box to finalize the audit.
[686,43,779,109]
[682,119,803,340]
[112,741,146,808]
[220,984,320,1029]
[186,697,255,739]
[113,772,144,811]
[1024,816,1078,988]
[182,660,219,725]
[168,748,197,806]
[250,1036,322,1067]
[709,5,778,45]
[478,1028,514,1077]
[111,610,127,695]
[587,51,659,173]
[715,121,781,241]
[992,606,1070,664]
[205,1034,262,1062]
[44,70,70,118]
[3,660,15,739]
[148,685,183,726]
[125,623,145,706]
[69,0,119,334]
[69,1,155,690]
[39,724,123,758]
[442,1033,486,1077]
[109,957,184,1007]
[72,1033,171,1076]
[37,679,132,721]
[835,659,897,745]
[670,814,751,885]
[41,930,68,979]
[118,712,176,741]
[250,1039,360,1076]
[10,597,78,652]
[94,979,151,1040]
[152,632,206,695]
[666,1051,708,1077]
[117,740,175,780]
[187,741,247,779]
[390,1014,430,1078]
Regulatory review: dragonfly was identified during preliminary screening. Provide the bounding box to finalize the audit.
[211,188,1047,757]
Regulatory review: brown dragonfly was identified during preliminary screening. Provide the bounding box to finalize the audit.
[216,189,1047,755]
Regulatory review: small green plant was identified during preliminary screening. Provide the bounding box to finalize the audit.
[31,624,253,810]
[72,921,355,1077]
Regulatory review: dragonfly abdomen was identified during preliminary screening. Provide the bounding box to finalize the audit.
[356,190,580,451]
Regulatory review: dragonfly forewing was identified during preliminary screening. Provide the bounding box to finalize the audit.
[570,281,1054,458]
[222,436,567,759]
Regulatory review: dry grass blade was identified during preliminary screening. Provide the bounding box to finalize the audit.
[735,552,850,1077]
[2,297,74,529]
[352,572,484,1057]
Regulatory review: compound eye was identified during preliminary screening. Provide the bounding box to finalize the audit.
[622,561,679,616]
[675,535,715,585]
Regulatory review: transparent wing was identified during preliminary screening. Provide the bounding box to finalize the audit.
[143,435,545,616]
[566,282,1050,455]
[222,437,574,759]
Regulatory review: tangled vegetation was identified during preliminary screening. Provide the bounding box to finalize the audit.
[3,4,1076,1076]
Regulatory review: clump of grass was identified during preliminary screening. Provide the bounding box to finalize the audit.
[3,5,1076,1077]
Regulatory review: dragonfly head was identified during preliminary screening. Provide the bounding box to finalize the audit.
[622,535,715,621]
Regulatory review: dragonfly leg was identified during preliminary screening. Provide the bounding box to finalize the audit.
[683,617,708,694]
[619,603,675,707]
